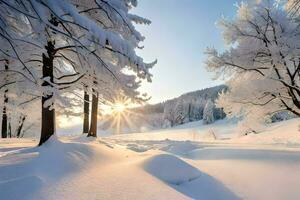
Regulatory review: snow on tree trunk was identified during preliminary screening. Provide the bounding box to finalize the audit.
[88,91,98,137]
[39,41,56,146]
[203,100,215,125]
[83,91,90,134]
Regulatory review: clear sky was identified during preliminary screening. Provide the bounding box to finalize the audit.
[133,0,242,104]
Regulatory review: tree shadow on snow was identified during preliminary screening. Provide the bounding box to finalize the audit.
[0,175,43,200]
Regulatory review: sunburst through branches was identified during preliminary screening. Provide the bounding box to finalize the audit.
[100,97,147,134]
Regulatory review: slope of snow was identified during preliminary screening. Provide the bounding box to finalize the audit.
[232,118,300,146]
[0,136,110,200]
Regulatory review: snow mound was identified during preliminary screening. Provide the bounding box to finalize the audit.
[143,154,201,185]
[160,141,200,155]
[34,137,96,177]
[126,143,150,152]
[0,137,96,184]
[0,137,96,199]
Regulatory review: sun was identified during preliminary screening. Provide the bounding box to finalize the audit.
[113,103,126,113]
[99,100,130,115]
[99,97,145,134]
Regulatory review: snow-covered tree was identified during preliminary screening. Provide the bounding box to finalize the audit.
[174,99,189,125]
[1,59,10,138]
[0,0,155,143]
[282,0,300,16]
[67,0,155,137]
[203,99,215,124]
[163,100,176,127]
[189,98,204,121]
[206,1,300,123]
[0,33,40,138]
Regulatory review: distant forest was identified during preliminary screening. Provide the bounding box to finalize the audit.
[101,85,228,132]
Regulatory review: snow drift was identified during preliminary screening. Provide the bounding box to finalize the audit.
[0,137,105,200]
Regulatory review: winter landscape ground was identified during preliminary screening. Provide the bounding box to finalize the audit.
[1,118,300,200]
[1,0,300,200]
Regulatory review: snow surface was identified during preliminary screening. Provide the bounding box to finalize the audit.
[143,154,201,185]
[105,119,237,142]
[0,118,300,200]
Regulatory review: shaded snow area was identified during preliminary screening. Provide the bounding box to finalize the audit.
[0,118,300,200]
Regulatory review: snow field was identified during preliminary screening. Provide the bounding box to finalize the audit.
[0,118,300,200]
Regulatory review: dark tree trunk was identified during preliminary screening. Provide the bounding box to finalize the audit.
[1,96,8,138]
[39,41,55,146]
[17,116,26,138]
[1,60,9,138]
[8,121,11,138]
[188,103,191,122]
[83,91,90,134]
[88,91,98,137]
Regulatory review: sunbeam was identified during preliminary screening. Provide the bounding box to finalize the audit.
[99,97,144,134]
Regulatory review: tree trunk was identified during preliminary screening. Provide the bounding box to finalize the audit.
[83,91,90,134]
[16,115,26,138]
[1,96,8,138]
[88,91,98,137]
[188,103,191,122]
[39,41,55,146]
[1,60,9,138]
[8,121,11,138]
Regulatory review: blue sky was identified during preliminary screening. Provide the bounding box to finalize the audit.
[133,0,242,103]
